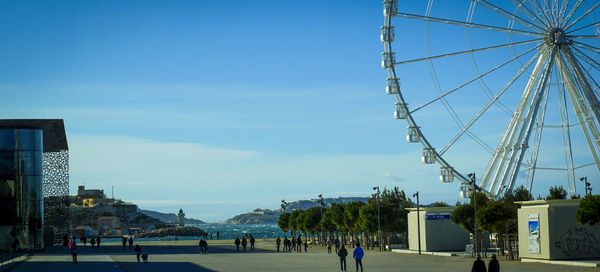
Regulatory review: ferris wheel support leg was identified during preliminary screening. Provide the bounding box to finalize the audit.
[497,48,557,194]
[480,49,551,195]
[524,72,553,193]
[556,50,600,178]
[555,67,577,196]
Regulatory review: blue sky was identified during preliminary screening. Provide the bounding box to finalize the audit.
[1,1,599,221]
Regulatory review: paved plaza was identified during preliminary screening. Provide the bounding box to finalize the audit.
[2,240,599,272]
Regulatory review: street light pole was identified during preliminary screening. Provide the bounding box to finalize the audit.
[468,173,478,256]
[373,186,381,252]
[319,194,325,245]
[413,191,421,255]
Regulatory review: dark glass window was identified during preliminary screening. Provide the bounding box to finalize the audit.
[0,130,15,151]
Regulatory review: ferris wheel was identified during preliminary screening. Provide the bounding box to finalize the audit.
[382,0,600,198]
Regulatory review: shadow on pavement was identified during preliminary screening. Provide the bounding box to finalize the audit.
[7,261,216,272]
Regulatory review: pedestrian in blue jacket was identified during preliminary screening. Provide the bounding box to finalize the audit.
[353,243,364,272]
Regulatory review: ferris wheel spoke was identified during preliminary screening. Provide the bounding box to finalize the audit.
[395,39,541,65]
[557,0,572,26]
[564,2,600,31]
[410,44,541,114]
[395,12,544,37]
[568,34,600,39]
[439,49,544,156]
[571,45,600,74]
[566,20,600,34]
[528,0,553,27]
[476,0,546,32]
[560,0,585,28]
[510,0,551,29]
[480,47,555,195]
[570,49,600,103]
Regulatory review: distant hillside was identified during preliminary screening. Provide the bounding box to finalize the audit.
[225,197,369,224]
[140,209,205,225]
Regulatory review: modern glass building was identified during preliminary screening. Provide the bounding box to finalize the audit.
[0,129,44,250]
[0,120,68,251]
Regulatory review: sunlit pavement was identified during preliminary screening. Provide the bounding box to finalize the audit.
[3,241,599,272]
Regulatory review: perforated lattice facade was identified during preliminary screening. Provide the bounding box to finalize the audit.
[43,150,70,246]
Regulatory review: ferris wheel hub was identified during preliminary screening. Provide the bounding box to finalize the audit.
[544,28,571,46]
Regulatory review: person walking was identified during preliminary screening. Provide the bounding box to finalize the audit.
[202,239,208,254]
[122,236,127,250]
[353,243,364,272]
[287,238,292,253]
[129,236,134,248]
[334,237,341,253]
[199,239,204,254]
[135,244,142,263]
[70,240,78,264]
[217,231,220,240]
[338,244,348,272]
[283,237,289,252]
[90,237,96,248]
[471,254,487,272]
[81,236,87,247]
[242,237,248,251]
[276,236,281,252]
[296,235,302,252]
[96,236,101,249]
[250,234,255,251]
[235,237,241,252]
[291,236,296,252]
[303,240,308,252]
[327,238,333,254]
[488,254,500,272]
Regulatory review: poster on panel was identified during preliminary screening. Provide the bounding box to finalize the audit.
[528,213,540,254]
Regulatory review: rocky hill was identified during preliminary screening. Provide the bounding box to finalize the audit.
[134,226,205,238]
[140,209,205,225]
[225,197,369,224]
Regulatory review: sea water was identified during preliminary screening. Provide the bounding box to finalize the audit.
[100,223,285,242]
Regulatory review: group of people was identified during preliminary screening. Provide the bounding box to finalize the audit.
[234,234,256,251]
[122,236,134,250]
[337,243,364,272]
[275,235,308,253]
[471,254,500,272]
[63,234,101,249]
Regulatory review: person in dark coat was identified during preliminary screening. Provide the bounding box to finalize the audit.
[96,236,101,249]
[129,236,134,248]
[62,235,69,247]
[276,236,281,252]
[296,235,302,252]
[235,237,241,251]
[334,237,340,253]
[488,254,500,272]
[90,237,96,248]
[135,244,142,263]
[241,237,248,251]
[70,240,78,264]
[122,236,127,250]
[471,254,487,272]
[250,234,255,250]
[353,243,364,272]
[338,244,348,272]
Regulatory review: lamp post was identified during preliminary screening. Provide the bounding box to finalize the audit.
[373,186,381,252]
[467,173,479,256]
[319,194,325,245]
[412,191,421,255]
[580,177,592,196]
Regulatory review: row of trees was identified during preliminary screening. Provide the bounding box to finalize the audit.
[277,187,413,249]
[277,184,600,252]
